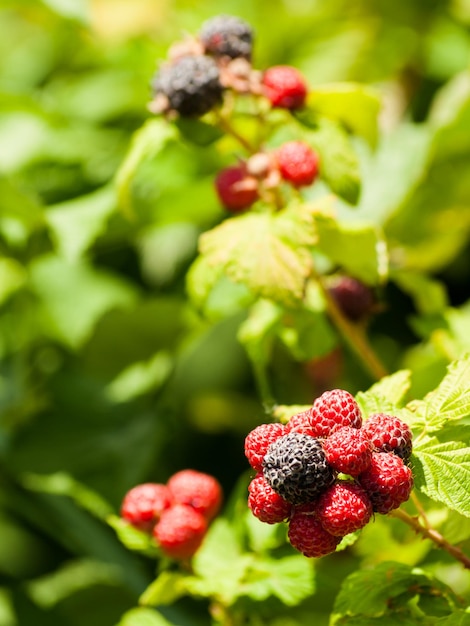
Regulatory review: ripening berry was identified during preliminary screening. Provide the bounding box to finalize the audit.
[323,426,373,476]
[328,276,375,322]
[262,65,308,109]
[310,389,363,437]
[358,452,414,514]
[167,469,222,521]
[363,413,413,462]
[248,473,291,524]
[200,15,254,60]
[215,165,259,211]
[276,141,320,187]
[315,481,373,536]
[244,422,287,472]
[153,504,207,559]
[288,509,340,557]
[120,483,172,531]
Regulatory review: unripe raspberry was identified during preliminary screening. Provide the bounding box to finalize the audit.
[215,165,259,212]
[363,413,413,462]
[263,432,336,505]
[244,422,287,472]
[248,473,291,524]
[327,276,376,322]
[120,483,172,531]
[151,55,224,117]
[315,481,373,537]
[276,141,320,187]
[262,65,308,110]
[153,504,207,559]
[200,15,254,60]
[310,389,363,437]
[288,510,340,557]
[167,469,222,521]
[323,426,373,476]
[359,452,413,514]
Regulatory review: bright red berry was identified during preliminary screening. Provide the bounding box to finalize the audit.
[167,469,222,521]
[248,473,291,524]
[285,409,317,437]
[323,426,373,476]
[310,389,363,437]
[120,483,172,531]
[288,510,341,557]
[358,452,413,514]
[262,65,308,110]
[363,413,413,462]
[244,422,287,472]
[315,481,373,537]
[276,141,320,187]
[215,165,259,212]
[153,504,207,559]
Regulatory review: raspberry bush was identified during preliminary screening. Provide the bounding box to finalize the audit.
[3,4,470,626]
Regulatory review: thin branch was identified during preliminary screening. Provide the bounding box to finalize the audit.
[214,113,258,154]
[390,507,470,570]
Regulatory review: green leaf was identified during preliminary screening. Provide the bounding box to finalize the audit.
[139,571,188,607]
[0,258,26,305]
[192,203,317,308]
[46,185,116,261]
[307,118,361,205]
[277,308,337,361]
[307,83,381,146]
[0,588,15,626]
[105,351,173,403]
[39,0,89,23]
[238,299,283,365]
[188,519,251,604]
[117,607,177,626]
[332,562,458,623]
[29,254,138,349]
[115,119,177,216]
[392,270,449,316]
[356,370,412,417]
[243,555,314,606]
[412,438,470,517]
[174,117,224,146]
[315,214,388,284]
[21,472,114,520]
[107,516,160,558]
[421,354,470,431]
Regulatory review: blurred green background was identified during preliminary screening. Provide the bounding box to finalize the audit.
[1,0,470,624]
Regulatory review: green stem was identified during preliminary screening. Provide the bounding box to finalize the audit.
[251,355,277,417]
[215,112,258,154]
[317,276,389,382]
[390,507,470,570]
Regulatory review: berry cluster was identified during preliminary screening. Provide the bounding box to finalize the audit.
[148,15,319,213]
[121,469,222,559]
[245,389,413,558]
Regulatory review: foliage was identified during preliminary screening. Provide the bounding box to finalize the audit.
[1,1,470,625]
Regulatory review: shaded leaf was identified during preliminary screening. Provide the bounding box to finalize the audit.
[139,572,188,607]
[107,516,160,558]
[117,607,177,626]
[392,270,449,316]
[356,370,412,417]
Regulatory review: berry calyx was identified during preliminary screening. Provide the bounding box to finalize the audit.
[167,469,222,521]
[363,413,413,462]
[310,389,363,437]
[153,504,207,559]
[244,422,287,472]
[323,426,373,476]
[200,15,254,60]
[276,141,320,187]
[315,481,373,537]
[327,276,376,322]
[151,55,224,117]
[262,65,308,109]
[359,452,414,514]
[215,165,259,211]
[262,432,336,505]
[248,473,291,524]
[288,510,341,557]
[120,483,172,531]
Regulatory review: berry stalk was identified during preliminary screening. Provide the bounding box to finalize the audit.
[317,275,388,381]
[390,507,470,570]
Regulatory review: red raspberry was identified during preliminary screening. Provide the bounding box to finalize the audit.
[323,426,372,476]
[358,452,413,514]
[262,65,308,110]
[248,473,291,524]
[285,409,317,437]
[363,413,413,462]
[288,510,340,558]
[276,141,320,187]
[167,470,222,521]
[153,504,207,559]
[310,389,362,437]
[120,483,172,531]
[215,165,259,212]
[244,422,287,472]
[328,276,375,322]
[315,481,373,537]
